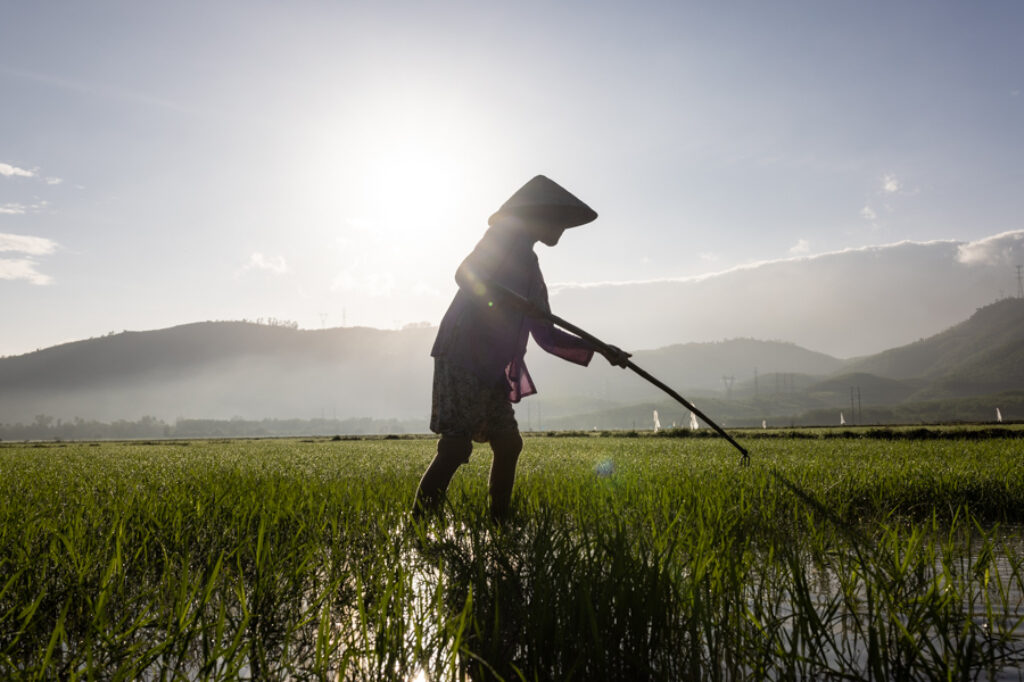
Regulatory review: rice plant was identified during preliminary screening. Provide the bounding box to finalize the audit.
[0,435,1021,680]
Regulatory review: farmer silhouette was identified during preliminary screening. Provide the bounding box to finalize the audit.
[413,175,629,521]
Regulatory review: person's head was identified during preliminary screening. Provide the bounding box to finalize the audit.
[490,213,566,246]
[488,175,597,246]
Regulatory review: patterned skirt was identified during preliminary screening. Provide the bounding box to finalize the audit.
[429,357,519,443]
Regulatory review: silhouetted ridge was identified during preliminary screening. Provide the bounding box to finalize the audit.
[0,322,433,390]
[1,301,1022,425]
[846,298,1024,384]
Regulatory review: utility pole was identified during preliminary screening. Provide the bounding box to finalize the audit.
[753,367,759,398]
[722,375,735,400]
[857,386,862,424]
[1017,265,1023,299]
[850,387,856,426]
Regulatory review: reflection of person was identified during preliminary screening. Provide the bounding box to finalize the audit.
[413,175,630,522]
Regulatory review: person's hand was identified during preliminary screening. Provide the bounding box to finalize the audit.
[601,344,631,368]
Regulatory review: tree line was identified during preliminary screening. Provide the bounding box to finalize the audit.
[0,415,428,441]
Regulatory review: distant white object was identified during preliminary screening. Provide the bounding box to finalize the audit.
[689,410,699,430]
[840,412,846,425]
[997,408,1003,423]
[762,419,767,430]
[653,410,661,432]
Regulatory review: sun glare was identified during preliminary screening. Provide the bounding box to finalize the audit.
[287,92,498,308]
[361,147,461,239]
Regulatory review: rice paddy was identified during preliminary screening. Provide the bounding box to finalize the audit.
[1,434,1023,680]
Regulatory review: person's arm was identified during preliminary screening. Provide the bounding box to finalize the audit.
[530,319,631,367]
[529,318,594,366]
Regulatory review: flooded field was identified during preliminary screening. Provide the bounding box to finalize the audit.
[1,433,1022,680]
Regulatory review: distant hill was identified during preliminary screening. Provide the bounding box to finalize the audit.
[2,298,1022,429]
[0,322,436,424]
[523,338,844,411]
[0,322,847,426]
[549,232,1024,359]
[844,298,1024,398]
[541,298,1024,429]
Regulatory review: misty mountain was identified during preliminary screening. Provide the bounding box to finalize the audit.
[521,338,844,416]
[0,322,437,424]
[0,319,844,425]
[548,231,1024,358]
[845,297,1024,402]
[541,298,1024,430]
[3,267,1024,428]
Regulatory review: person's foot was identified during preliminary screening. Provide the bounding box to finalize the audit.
[489,500,517,527]
[411,494,443,521]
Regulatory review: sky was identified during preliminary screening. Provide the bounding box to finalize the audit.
[2,1,1022,358]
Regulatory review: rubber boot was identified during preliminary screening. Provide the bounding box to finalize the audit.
[412,436,473,518]
[488,432,523,522]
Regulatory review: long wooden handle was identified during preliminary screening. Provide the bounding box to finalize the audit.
[489,281,749,460]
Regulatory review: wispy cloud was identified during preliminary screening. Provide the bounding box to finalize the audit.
[0,162,36,179]
[1,200,48,215]
[882,173,902,194]
[550,237,966,291]
[1,161,62,187]
[412,280,441,297]
[330,270,396,297]
[0,233,57,285]
[240,252,289,275]
[0,65,214,119]
[789,239,810,255]
[0,258,52,285]
[955,230,1024,267]
[860,205,878,221]
[0,232,58,256]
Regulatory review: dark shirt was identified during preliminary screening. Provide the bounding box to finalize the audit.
[431,226,594,402]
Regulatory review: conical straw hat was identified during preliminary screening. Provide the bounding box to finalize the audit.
[488,175,598,228]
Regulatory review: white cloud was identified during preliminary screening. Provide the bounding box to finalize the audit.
[0,258,52,285]
[955,230,1024,266]
[860,205,878,221]
[789,239,810,255]
[545,232,1024,358]
[0,200,48,215]
[241,252,289,275]
[0,232,58,255]
[45,177,63,185]
[0,162,36,179]
[412,280,441,297]
[330,270,396,296]
[551,237,964,291]
[882,173,902,194]
[699,252,720,262]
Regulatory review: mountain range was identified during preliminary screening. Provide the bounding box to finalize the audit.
[2,297,1022,431]
[548,230,1024,358]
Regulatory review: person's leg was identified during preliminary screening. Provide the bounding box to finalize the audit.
[412,435,473,517]
[487,431,523,521]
